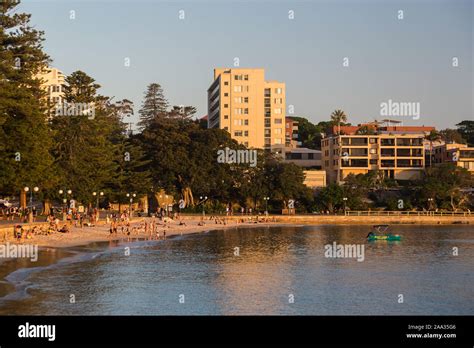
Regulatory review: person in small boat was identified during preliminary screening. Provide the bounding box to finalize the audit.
[367,231,375,238]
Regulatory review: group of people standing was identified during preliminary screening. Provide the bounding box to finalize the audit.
[0,206,37,222]
[108,213,168,241]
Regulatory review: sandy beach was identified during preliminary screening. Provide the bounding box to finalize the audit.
[0,216,281,249]
[0,212,472,250]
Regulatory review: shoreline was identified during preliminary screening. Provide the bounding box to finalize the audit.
[0,213,472,250]
[1,217,285,249]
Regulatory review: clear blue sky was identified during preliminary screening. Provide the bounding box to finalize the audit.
[20,0,473,129]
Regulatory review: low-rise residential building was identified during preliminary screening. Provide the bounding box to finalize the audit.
[321,123,433,183]
[283,147,322,168]
[303,170,327,188]
[431,143,474,173]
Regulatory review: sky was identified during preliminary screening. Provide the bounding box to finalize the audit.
[18,0,473,129]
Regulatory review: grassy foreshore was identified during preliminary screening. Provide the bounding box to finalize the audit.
[0,213,472,249]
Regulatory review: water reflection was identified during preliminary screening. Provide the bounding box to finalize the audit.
[0,225,472,315]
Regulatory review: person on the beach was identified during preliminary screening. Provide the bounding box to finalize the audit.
[163,230,166,239]
[14,225,22,241]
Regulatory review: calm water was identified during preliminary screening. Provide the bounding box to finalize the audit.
[0,225,473,315]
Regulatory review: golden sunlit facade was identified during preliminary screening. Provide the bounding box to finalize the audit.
[36,67,65,105]
[322,134,426,183]
[208,68,285,149]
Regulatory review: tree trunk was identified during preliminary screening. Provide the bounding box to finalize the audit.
[182,187,194,207]
[42,199,52,215]
[20,189,27,209]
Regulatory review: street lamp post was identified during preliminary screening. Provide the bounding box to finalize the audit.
[59,189,72,220]
[126,193,136,217]
[428,198,434,214]
[93,191,104,210]
[93,191,104,221]
[24,186,39,209]
[200,196,208,216]
[263,196,270,216]
[343,197,348,215]
[24,186,39,222]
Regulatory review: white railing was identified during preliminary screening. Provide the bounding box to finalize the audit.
[343,210,472,217]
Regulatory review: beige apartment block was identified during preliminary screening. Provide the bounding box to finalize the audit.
[432,143,474,173]
[207,68,285,149]
[36,67,65,105]
[322,134,426,183]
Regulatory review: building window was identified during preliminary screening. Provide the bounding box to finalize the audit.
[275,138,282,144]
[275,88,282,94]
[274,118,282,124]
[381,138,395,146]
[308,153,314,159]
[224,127,228,131]
[224,81,229,85]
[369,148,377,154]
[224,104,228,108]
[244,119,249,125]
[224,93,228,97]
[274,108,282,114]
[234,75,243,80]
[234,86,242,92]
[244,131,248,136]
[275,128,282,134]
[224,115,229,119]
[244,97,249,103]
[244,108,249,114]
[234,131,243,136]
[244,75,249,80]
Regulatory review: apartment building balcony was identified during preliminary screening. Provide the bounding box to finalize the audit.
[380,139,395,146]
[341,138,368,146]
[341,159,368,167]
[396,138,424,146]
[381,149,395,157]
[460,150,474,159]
[381,160,396,167]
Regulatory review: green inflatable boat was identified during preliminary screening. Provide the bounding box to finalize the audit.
[367,225,402,241]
